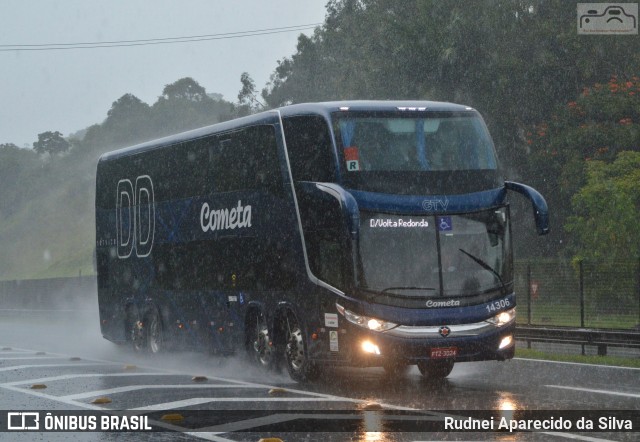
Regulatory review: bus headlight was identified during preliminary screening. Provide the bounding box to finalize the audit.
[361,340,381,355]
[487,308,516,327]
[499,335,513,349]
[336,303,397,332]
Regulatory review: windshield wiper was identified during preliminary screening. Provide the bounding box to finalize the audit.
[458,248,507,295]
[382,286,437,294]
[357,286,436,300]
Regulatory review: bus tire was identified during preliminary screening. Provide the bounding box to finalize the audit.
[284,311,320,382]
[147,308,164,354]
[246,310,275,369]
[417,359,454,378]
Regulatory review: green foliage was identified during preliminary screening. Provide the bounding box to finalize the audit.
[0,77,236,279]
[161,77,208,102]
[237,72,265,112]
[262,0,639,167]
[260,0,639,260]
[32,131,70,156]
[0,144,40,219]
[526,76,640,257]
[152,78,235,137]
[2,1,640,277]
[101,93,153,147]
[566,151,640,261]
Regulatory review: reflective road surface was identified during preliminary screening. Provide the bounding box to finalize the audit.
[0,307,638,441]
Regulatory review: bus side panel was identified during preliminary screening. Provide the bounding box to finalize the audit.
[95,122,309,351]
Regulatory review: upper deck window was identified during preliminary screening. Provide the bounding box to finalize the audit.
[333,111,501,195]
[282,116,336,183]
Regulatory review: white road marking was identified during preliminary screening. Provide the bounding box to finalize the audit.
[61,384,268,400]
[2,346,634,442]
[130,397,231,411]
[132,396,353,411]
[184,433,236,442]
[0,356,72,360]
[198,412,311,433]
[516,357,640,370]
[546,385,640,398]
[0,383,111,410]
[2,372,179,386]
[0,363,104,372]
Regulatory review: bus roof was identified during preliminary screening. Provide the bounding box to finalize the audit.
[278,100,474,117]
[98,100,475,163]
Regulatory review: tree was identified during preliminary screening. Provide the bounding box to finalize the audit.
[0,143,40,219]
[102,94,153,146]
[566,151,640,262]
[237,72,264,115]
[106,93,150,120]
[564,151,640,309]
[525,75,640,255]
[152,77,234,135]
[160,77,208,102]
[262,0,640,172]
[32,131,70,156]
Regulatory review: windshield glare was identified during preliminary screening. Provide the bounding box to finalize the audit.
[358,207,511,298]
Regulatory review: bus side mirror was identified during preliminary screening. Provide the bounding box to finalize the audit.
[295,182,359,289]
[295,182,359,239]
[505,181,549,235]
[312,183,360,239]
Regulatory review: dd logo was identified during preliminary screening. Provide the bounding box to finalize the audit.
[116,175,155,259]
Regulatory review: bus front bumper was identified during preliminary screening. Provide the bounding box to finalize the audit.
[325,319,516,367]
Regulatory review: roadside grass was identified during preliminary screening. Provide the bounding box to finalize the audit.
[516,347,640,368]
[518,302,638,329]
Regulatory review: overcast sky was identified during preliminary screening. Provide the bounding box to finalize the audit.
[0,0,328,147]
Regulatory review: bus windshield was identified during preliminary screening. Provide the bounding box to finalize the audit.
[333,111,501,194]
[358,207,512,299]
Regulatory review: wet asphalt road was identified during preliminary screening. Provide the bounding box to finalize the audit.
[0,308,638,441]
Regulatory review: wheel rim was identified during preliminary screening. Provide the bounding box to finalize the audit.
[252,320,273,366]
[131,320,145,351]
[148,314,162,353]
[286,327,305,371]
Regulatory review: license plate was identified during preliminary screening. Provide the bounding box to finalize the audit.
[430,347,457,359]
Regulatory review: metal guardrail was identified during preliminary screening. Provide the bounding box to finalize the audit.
[2,276,640,356]
[516,325,640,356]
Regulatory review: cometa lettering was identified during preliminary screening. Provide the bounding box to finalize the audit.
[426,299,461,308]
[201,200,252,232]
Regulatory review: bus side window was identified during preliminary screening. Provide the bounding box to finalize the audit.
[174,140,209,198]
[210,125,283,194]
[283,116,336,183]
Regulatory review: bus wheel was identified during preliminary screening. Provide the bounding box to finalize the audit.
[284,312,320,382]
[247,311,274,368]
[147,309,164,354]
[417,359,454,378]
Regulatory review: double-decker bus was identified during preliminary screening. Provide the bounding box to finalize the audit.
[95,101,548,381]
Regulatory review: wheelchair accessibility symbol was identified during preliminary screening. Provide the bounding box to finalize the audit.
[438,216,452,232]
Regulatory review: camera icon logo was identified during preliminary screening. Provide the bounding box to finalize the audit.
[578,3,638,34]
